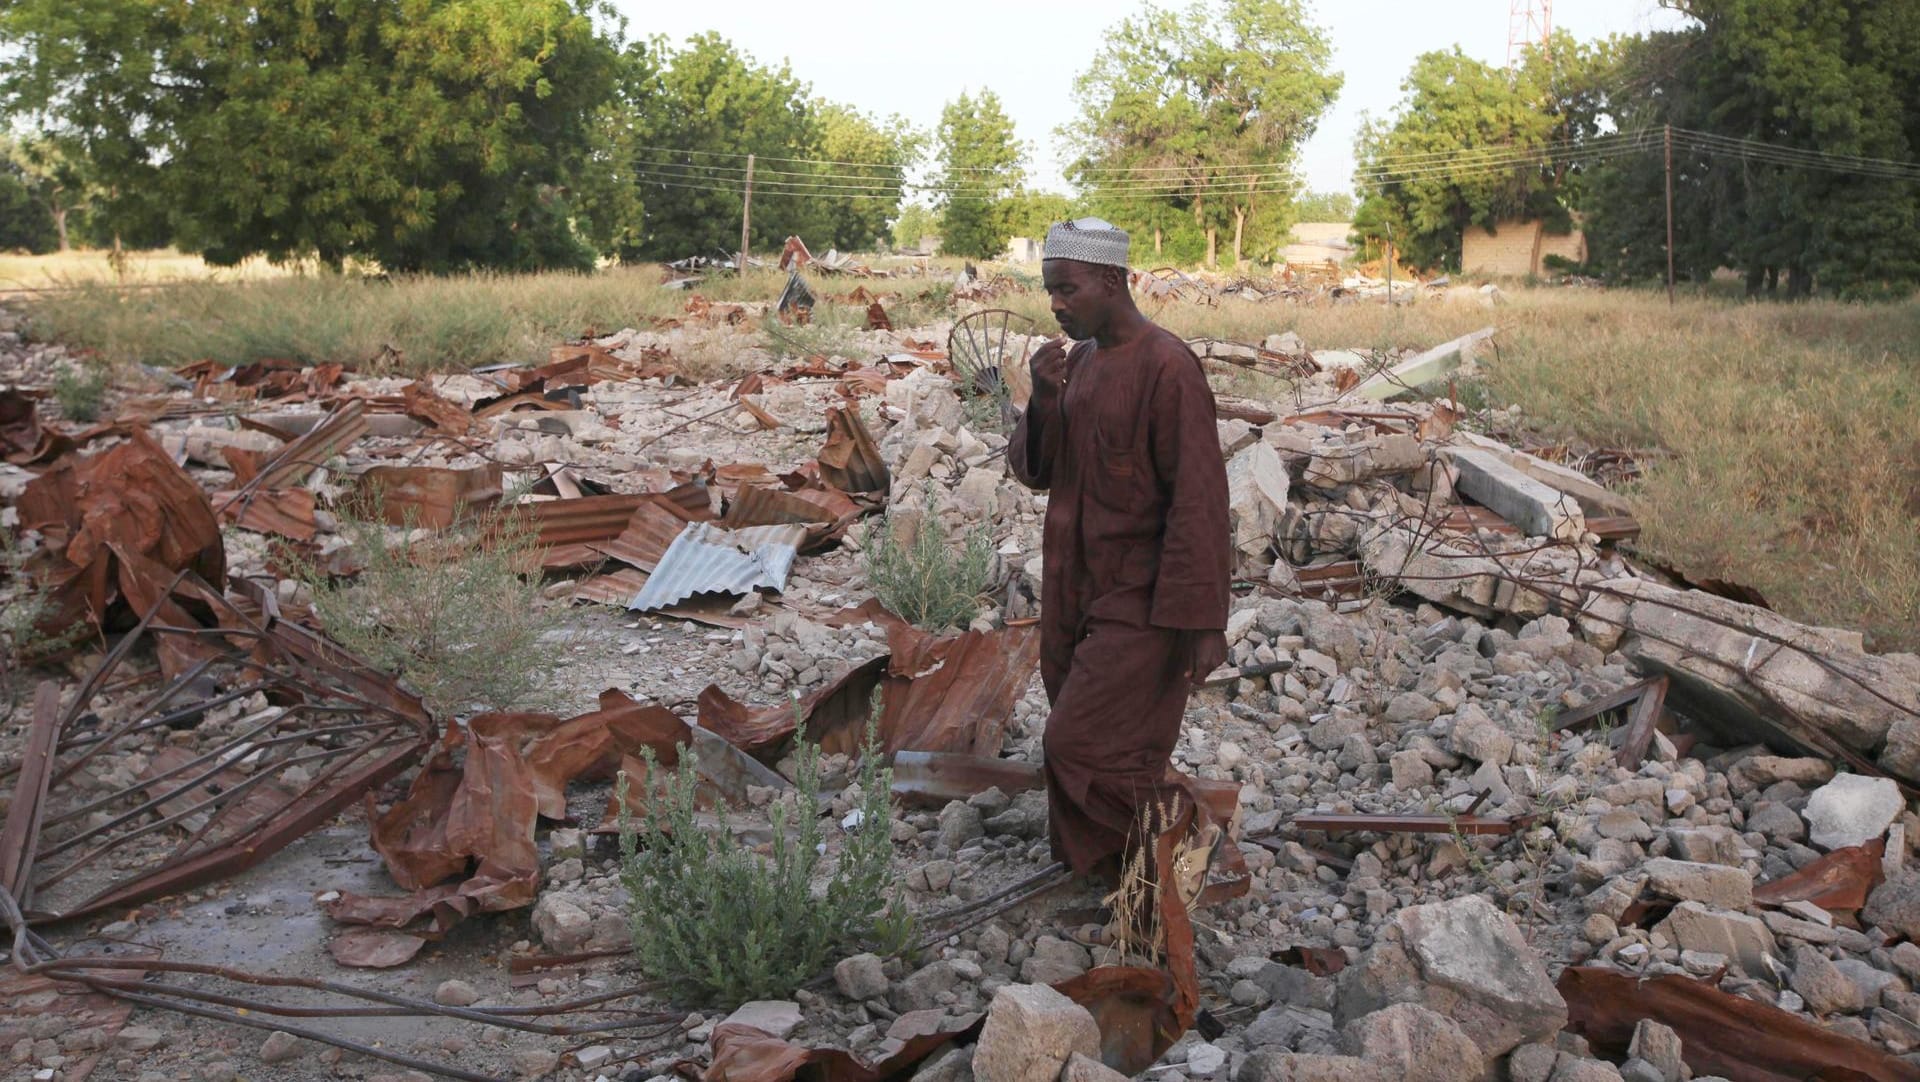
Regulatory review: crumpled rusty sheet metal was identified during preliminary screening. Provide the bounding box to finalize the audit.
[1751,838,1885,917]
[702,1013,982,1082]
[817,407,889,495]
[0,388,75,464]
[400,380,475,436]
[1559,967,1920,1082]
[247,399,369,491]
[17,427,227,659]
[0,599,431,924]
[216,486,318,541]
[357,463,503,530]
[329,689,689,935]
[696,614,1041,763]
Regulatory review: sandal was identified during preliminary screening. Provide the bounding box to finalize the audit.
[1171,821,1224,909]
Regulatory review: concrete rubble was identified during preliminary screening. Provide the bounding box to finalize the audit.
[4,290,1920,1082]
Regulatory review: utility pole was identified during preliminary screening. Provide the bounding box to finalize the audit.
[1663,125,1675,306]
[739,153,755,275]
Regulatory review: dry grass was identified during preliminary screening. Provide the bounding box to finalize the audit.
[18,262,1916,650]
[0,248,294,291]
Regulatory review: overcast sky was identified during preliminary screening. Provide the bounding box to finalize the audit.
[614,0,1690,199]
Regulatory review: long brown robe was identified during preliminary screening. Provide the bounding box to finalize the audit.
[1010,324,1232,875]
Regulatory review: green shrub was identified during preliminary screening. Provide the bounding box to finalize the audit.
[617,709,912,1006]
[51,362,108,421]
[291,498,566,716]
[864,489,995,630]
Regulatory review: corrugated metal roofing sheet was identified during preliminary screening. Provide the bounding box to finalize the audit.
[627,522,807,612]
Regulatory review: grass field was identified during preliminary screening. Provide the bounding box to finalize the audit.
[0,248,292,291]
[14,263,1917,652]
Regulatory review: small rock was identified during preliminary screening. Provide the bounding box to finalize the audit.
[513,1049,561,1079]
[1339,1003,1480,1082]
[259,1031,301,1065]
[1059,1051,1126,1082]
[836,953,890,1001]
[198,1063,237,1082]
[1548,1058,1625,1082]
[896,961,963,1013]
[1655,903,1778,976]
[1804,775,1904,851]
[1640,859,1753,910]
[576,1045,614,1070]
[971,984,1099,1082]
[532,893,594,953]
[726,1000,803,1040]
[1508,1043,1560,1082]
[939,801,987,850]
[1865,871,1920,940]
[1186,1042,1229,1077]
[434,979,481,1007]
[1627,1019,1686,1082]
[1019,936,1091,986]
[116,1027,164,1052]
[1789,946,1867,1015]
[915,1045,977,1082]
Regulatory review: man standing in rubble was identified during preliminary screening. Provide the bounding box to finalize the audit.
[1010,218,1232,940]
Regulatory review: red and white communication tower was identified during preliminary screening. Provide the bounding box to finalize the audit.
[1507,0,1553,70]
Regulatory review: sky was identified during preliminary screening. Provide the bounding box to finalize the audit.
[615,0,1690,199]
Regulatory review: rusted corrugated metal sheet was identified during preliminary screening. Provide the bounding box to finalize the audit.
[251,400,369,490]
[628,522,807,612]
[357,464,503,530]
[589,498,693,572]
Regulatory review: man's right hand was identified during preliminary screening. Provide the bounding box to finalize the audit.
[1029,338,1068,405]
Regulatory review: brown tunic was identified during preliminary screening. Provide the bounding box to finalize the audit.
[1010,325,1232,874]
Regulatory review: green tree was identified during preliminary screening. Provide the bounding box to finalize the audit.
[995,189,1080,245]
[890,203,938,252]
[813,104,921,251]
[4,135,93,252]
[1292,190,1355,222]
[0,0,624,271]
[621,36,917,260]
[1351,33,1619,272]
[1583,2,1920,298]
[0,151,57,253]
[934,90,1026,260]
[1066,0,1341,268]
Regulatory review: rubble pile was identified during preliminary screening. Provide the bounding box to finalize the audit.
[3,291,1920,1082]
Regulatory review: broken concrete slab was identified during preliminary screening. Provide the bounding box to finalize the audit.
[1639,858,1754,910]
[1602,577,1920,785]
[1444,447,1586,542]
[971,983,1099,1082]
[1351,327,1496,401]
[1227,442,1290,558]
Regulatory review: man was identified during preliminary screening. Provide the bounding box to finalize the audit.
[1009,218,1232,935]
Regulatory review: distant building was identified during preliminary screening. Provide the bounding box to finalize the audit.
[1004,236,1041,263]
[1462,218,1586,276]
[1279,222,1354,268]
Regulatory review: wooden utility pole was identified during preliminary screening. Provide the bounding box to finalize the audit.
[1663,125,1675,306]
[739,153,755,274]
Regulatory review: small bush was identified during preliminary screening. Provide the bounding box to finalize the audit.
[291,498,566,716]
[617,708,912,1006]
[51,362,108,421]
[760,303,865,361]
[864,489,995,631]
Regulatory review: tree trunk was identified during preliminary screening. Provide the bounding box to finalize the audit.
[1232,207,1245,268]
[52,206,69,252]
[1205,227,1217,269]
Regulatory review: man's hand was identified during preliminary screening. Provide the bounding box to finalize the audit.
[1028,338,1068,405]
[1179,630,1229,685]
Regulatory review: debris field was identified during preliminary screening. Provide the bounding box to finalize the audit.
[3,268,1920,1082]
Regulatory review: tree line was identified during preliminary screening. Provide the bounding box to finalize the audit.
[1354,1,1920,297]
[0,0,1350,270]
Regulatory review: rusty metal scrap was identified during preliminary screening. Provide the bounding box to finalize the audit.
[1751,838,1885,917]
[16,426,227,652]
[216,486,318,541]
[1559,966,1920,1082]
[0,596,430,923]
[817,406,888,495]
[357,463,504,529]
[246,399,369,492]
[704,1015,981,1082]
[0,388,76,464]
[400,380,475,435]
